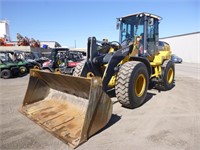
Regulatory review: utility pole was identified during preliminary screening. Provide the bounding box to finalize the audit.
[74,40,76,48]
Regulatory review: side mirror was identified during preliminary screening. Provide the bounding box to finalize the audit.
[116,22,120,30]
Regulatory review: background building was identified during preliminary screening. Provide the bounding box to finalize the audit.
[0,20,11,41]
[160,32,200,63]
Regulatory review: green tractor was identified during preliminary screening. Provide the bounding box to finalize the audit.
[0,52,19,79]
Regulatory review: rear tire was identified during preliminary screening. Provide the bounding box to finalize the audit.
[1,69,11,79]
[162,60,175,90]
[115,61,149,108]
[155,60,175,91]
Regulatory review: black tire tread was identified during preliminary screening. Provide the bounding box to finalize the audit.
[115,61,141,108]
[155,60,175,91]
[73,62,84,77]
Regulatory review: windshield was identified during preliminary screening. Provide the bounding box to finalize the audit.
[32,52,42,59]
[24,52,34,59]
[0,53,7,62]
[0,53,13,62]
[15,53,25,61]
[120,15,144,43]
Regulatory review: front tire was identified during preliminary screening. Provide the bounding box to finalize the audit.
[115,61,149,108]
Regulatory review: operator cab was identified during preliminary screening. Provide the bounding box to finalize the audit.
[117,12,161,56]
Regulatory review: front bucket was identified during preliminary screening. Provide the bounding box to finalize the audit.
[19,69,113,149]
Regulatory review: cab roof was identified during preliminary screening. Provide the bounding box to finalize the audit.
[118,12,162,21]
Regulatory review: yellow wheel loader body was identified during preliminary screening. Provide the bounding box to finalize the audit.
[19,12,174,149]
[20,69,112,149]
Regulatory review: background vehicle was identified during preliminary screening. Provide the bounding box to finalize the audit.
[42,48,69,72]
[0,37,14,46]
[19,51,49,69]
[42,48,84,74]
[20,12,175,149]
[59,51,84,74]
[7,51,34,76]
[171,54,183,63]
[0,52,19,79]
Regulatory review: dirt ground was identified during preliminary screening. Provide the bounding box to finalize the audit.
[0,62,200,150]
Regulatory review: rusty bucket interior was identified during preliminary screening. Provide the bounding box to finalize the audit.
[20,69,113,149]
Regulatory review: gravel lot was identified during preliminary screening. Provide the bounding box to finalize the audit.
[0,62,200,150]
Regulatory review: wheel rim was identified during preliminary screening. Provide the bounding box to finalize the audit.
[20,67,26,73]
[134,74,146,97]
[3,72,8,77]
[167,68,174,84]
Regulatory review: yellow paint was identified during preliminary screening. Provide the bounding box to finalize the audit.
[130,39,139,57]
[135,74,146,97]
[87,72,94,78]
[150,51,171,66]
[109,47,115,53]
[102,38,172,88]
[108,75,116,87]
[130,47,138,57]
[151,66,162,78]
[167,68,174,84]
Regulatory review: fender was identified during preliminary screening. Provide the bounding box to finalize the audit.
[130,56,152,77]
[102,45,132,92]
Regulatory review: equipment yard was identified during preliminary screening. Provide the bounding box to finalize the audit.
[0,62,200,150]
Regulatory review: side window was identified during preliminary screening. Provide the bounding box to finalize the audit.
[147,18,159,55]
[147,18,155,41]
[121,22,127,42]
[126,24,132,38]
[121,23,132,42]
[148,26,154,39]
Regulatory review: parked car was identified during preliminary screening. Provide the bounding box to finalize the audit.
[171,54,183,63]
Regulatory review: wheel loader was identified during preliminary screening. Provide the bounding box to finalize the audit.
[20,12,175,149]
